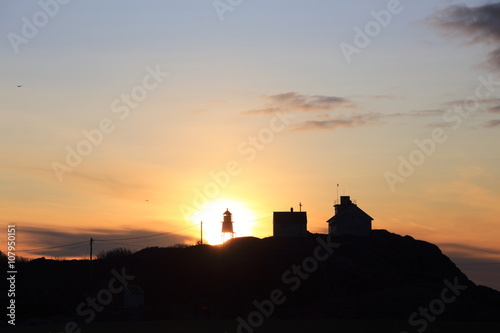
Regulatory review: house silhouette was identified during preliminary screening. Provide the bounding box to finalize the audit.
[273,207,308,238]
[327,196,372,236]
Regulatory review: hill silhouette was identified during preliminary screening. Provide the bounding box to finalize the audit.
[4,230,500,329]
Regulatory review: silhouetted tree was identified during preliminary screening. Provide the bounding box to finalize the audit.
[168,243,193,248]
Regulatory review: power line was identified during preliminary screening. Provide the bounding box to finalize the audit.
[95,240,145,249]
[21,240,88,252]
[38,243,89,256]
[93,228,200,253]
[18,217,272,257]
[93,224,199,242]
[17,224,200,255]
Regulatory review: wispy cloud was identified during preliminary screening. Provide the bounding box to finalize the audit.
[484,119,500,128]
[430,2,500,70]
[245,91,451,132]
[488,105,500,113]
[63,170,158,201]
[389,109,445,118]
[442,97,500,108]
[243,92,354,115]
[290,108,446,132]
[291,113,383,131]
[440,242,500,257]
[17,225,195,259]
[371,94,400,100]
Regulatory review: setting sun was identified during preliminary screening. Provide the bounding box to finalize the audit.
[189,198,257,245]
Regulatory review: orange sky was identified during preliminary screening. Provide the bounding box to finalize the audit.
[2,1,500,290]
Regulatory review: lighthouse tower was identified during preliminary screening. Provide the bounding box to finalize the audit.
[221,208,234,243]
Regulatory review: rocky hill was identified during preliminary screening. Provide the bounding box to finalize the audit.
[3,230,500,328]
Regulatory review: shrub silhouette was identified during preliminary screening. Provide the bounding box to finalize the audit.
[96,247,133,260]
[1,250,30,263]
[0,251,6,264]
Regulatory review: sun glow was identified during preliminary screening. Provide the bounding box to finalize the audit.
[190,198,257,245]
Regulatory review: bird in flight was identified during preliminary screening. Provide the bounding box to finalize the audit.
[17,85,22,88]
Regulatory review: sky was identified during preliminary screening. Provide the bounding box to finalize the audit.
[1,0,500,289]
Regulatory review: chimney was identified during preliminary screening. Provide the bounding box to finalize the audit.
[340,196,351,205]
[335,196,352,215]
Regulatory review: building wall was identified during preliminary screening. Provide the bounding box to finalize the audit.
[273,211,307,238]
[330,215,371,237]
[329,196,372,237]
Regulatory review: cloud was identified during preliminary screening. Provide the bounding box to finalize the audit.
[430,2,500,70]
[290,108,447,132]
[17,225,196,259]
[291,113,383,131]
[388,109,445,118]
[62,170,158,201]
[484,119,500,127]
[371,95,400,100]
[488,105,500,113]
[440,242,500,257]
[442,249,500,289]
[442,97,500,108]
[244,92,353,115]
[245,92,448,132]
[435,239,500,289]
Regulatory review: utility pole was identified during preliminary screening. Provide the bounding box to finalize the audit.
[89,237,94,293]
[200,221,203,245]
[89,237,94,261]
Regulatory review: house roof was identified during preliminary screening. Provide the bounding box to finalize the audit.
[327,203,373,224]
[273,211,307,222]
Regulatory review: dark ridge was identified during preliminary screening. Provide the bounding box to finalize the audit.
[3,230,500,327]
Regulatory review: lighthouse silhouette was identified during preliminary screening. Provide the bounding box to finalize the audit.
[221,208,234,243]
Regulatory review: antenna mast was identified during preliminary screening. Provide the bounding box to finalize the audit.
[337,184,339,204]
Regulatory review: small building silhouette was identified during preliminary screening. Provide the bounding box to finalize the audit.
[221,209,235,242]
[327,196,372,236]
[273,207,308,238]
